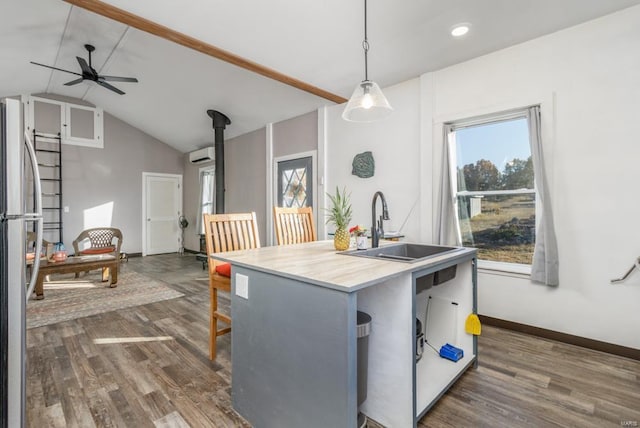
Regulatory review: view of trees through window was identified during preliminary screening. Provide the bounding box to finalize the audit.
[461,156,533,191]
[454,116,536,264]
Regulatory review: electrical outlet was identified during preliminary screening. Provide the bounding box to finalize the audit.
[235,273,249,299]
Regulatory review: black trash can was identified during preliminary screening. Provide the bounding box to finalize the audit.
[357,311,372,428]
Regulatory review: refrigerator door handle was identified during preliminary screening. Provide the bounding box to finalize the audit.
[23,131,42,218]
[25,217,43,301]
[24,131,44,301]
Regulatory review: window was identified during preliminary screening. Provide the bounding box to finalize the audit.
[196,167,215,234]
[276,156,313,208]
[449,111,536,265]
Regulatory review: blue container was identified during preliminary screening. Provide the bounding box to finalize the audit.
[439,343,464,362]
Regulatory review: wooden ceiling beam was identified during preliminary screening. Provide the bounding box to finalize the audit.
[63,0,347,104]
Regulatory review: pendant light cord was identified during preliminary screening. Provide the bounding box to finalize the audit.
[362,0,369,81]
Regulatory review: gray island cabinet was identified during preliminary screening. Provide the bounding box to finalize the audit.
[213,240,477,428]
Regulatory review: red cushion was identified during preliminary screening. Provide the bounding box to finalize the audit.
[80,246,116,255]
[215,263,231,277]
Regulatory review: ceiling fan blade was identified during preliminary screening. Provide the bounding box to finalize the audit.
[99,75,139,83]
[97,80,125,95]
[64,78,84,86]
[30,61,82,76]
[76,56,93,75]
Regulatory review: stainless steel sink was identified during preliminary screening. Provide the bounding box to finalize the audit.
[339,243,462,263]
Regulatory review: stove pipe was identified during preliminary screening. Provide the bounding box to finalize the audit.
[206,110,231,213]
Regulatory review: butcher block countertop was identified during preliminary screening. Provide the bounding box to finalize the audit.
[212,240,476,292]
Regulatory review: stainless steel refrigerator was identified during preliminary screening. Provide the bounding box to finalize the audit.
[1,98,43,427]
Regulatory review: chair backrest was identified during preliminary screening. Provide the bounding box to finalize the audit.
[26,231,52,255]
[273,206,317,245]
[72,227,123,256]
[203,212,261,273]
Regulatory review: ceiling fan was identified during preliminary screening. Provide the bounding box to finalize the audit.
[30,44,138,95]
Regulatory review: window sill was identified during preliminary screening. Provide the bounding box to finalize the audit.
[477,260,531,280]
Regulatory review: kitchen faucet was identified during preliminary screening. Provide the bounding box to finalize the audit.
[371,191,390,248]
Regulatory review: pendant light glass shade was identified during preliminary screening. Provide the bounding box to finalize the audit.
[342,80,392,122]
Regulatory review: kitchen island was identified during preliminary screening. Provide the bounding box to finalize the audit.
[213,240,477,428]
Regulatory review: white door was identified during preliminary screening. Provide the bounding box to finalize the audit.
[143,173,182,256]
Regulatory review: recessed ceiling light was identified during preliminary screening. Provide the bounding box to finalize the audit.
[451,24,470,38]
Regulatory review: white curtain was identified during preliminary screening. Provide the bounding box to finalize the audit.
[435,124,459,246]
[196,168,215,235]
[527,106,559,286]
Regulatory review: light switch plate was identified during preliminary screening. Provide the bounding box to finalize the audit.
[235,273,249,299]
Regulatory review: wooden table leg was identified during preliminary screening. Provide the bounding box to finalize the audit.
[34,271,45,300]
[109,263,118,288]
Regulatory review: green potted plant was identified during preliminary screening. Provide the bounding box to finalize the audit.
[326,186,353,251]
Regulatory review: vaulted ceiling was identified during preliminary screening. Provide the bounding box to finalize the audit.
[2,0,639,153]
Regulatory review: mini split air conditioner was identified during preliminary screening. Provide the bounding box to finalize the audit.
[189,147,214,164]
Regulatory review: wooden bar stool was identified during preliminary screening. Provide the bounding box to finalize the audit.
[203,212,260,360]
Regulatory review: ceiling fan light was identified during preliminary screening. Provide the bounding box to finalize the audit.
[342,80,393,122]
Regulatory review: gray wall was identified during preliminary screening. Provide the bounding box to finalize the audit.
[31,96,317,255]
[183,128,267,251]
[183,111,318,251]
[273,110,317,157]
[182,154,210,252]
[226,128,267,246]
[32,94,184,253]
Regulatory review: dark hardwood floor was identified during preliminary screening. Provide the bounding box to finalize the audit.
[26,254,640,427]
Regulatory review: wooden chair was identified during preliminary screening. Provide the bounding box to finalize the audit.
[25,231,46,258]
[203,212,261,360]
[273,206,317,245]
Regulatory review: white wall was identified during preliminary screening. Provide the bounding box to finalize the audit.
[427,6,640,350]
[325,78,422,240]
[326,6,640,349]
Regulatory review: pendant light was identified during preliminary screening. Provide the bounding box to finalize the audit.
[342,0,393,122]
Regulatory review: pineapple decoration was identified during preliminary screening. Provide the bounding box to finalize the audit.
[326,187,353,251]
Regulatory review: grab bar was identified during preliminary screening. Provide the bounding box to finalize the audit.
[610,257,640,284]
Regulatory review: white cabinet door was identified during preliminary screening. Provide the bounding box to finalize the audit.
[24,96,104,148]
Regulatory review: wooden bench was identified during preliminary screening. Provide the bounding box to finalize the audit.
[33,254,118,300]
